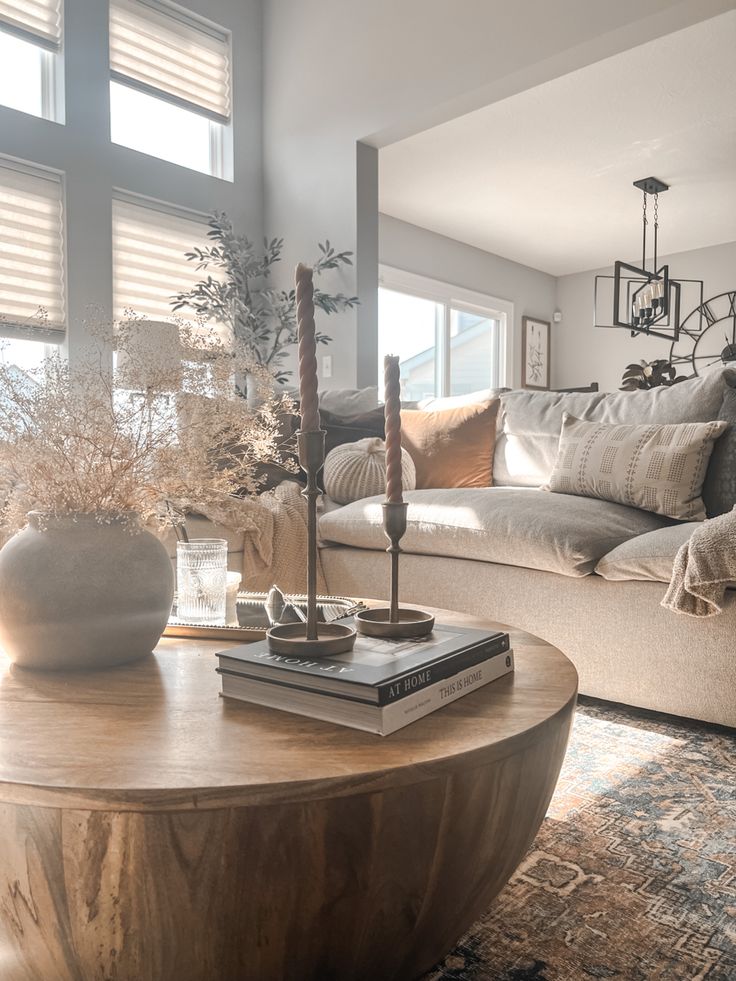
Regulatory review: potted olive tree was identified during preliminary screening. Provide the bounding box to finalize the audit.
[172,212,358,391]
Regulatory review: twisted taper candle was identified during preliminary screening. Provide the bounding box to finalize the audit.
[296,263,320,433]
[383,355,403,504]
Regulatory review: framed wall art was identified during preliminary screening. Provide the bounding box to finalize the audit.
[522,316,550,390]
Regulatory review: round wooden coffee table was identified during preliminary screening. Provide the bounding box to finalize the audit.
[0,606,577,981]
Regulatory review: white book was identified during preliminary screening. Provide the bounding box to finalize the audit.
[220,649,514,735]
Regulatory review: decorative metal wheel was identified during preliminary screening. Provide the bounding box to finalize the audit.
[669,291,736,376]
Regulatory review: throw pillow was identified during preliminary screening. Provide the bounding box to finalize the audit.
[548,413,728,520]
[323,437,416,505]
[400,399,500,489]
[319,387,379,416]
[703,384,736,517]
[320,405,386,458]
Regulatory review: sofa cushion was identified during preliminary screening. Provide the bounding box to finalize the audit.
[595,523,700,583]
[319,387,378,415]
[400,399,500,489]
[320,405,386,458]
[548,414,726,521]
[318,487,668,578]
[704,384,736,517]
[323,437,416,505]
[494,367,736,488]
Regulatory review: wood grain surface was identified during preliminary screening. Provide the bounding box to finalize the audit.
[0,605,577,981]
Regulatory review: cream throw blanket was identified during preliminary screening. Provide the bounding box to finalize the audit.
[662,506,736,617]
[199,481,326,595]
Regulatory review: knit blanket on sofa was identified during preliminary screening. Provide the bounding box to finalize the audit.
[198,480,326,595]
[662,505,736,617]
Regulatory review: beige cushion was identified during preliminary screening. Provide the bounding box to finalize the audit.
[548,414,727,520]
[323,437,416,505]
[595,523,699,583]
[318,487,667,578]
[494,367,736,488]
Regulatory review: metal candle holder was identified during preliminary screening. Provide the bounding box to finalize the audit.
[355,501,435,639]
[266,430,357,656]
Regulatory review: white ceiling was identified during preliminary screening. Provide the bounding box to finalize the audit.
[379,12,736,277]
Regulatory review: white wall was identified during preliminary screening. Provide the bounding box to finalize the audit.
[0,0,262,358]
[262,0,731,390]
[379,214,556,388]
[554,241,736,392]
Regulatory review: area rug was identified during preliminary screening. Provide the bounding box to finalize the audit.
[424,697,736,981]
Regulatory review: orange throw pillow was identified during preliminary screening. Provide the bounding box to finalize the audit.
[400,399,500,489]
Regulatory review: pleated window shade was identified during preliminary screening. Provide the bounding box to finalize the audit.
[109,0,231,122]
[112,197,217,325]
[0,0,62,48]
[0,163,65,332]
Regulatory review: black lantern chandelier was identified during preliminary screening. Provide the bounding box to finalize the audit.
[612,177,682,341]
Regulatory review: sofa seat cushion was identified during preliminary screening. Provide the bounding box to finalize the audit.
[597,520,736,589]
[318,487,668,578]
[595,521,727,586]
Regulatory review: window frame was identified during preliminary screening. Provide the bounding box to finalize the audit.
[0,22,63,123]
[378,265,514,397]
[108,0,233,180]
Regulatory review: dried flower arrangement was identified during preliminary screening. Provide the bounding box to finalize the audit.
[0,317,296,535]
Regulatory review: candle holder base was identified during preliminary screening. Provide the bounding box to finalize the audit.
[266,621,357,656]
[355,607,435,639]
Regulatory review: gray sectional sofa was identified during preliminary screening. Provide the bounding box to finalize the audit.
[318,369,736,728]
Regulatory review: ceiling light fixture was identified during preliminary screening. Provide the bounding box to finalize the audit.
[612,177,683,341]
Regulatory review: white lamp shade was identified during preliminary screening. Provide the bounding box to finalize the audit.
[116,319,183,392]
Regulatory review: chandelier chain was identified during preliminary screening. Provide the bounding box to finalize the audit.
[641,190,648,271]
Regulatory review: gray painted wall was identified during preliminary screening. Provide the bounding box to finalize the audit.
[554,241,736,392]
[262,0,729,389]
[0,0,262,360]
[379,214,556,389]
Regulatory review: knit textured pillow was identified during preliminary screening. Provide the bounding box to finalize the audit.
[548,413,728,520]
[323,437,416,505]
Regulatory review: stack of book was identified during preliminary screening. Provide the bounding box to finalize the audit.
[216,620,513,735]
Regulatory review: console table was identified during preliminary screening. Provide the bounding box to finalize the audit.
[0,607,577,981]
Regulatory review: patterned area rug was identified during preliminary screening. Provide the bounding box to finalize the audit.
[424,697,736,981]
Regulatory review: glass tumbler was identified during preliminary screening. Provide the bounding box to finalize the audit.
[176,539,228,624]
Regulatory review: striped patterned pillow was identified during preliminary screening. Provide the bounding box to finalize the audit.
[548,413,728,520]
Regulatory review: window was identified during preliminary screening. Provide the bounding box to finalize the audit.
[112,195,214,323]
[109,0,231,178]
[0,0,62,121]
[378,268,512,401]
[0,159,66,338]
[0,337,51,377]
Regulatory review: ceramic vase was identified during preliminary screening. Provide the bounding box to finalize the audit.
[0,511,175,670]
